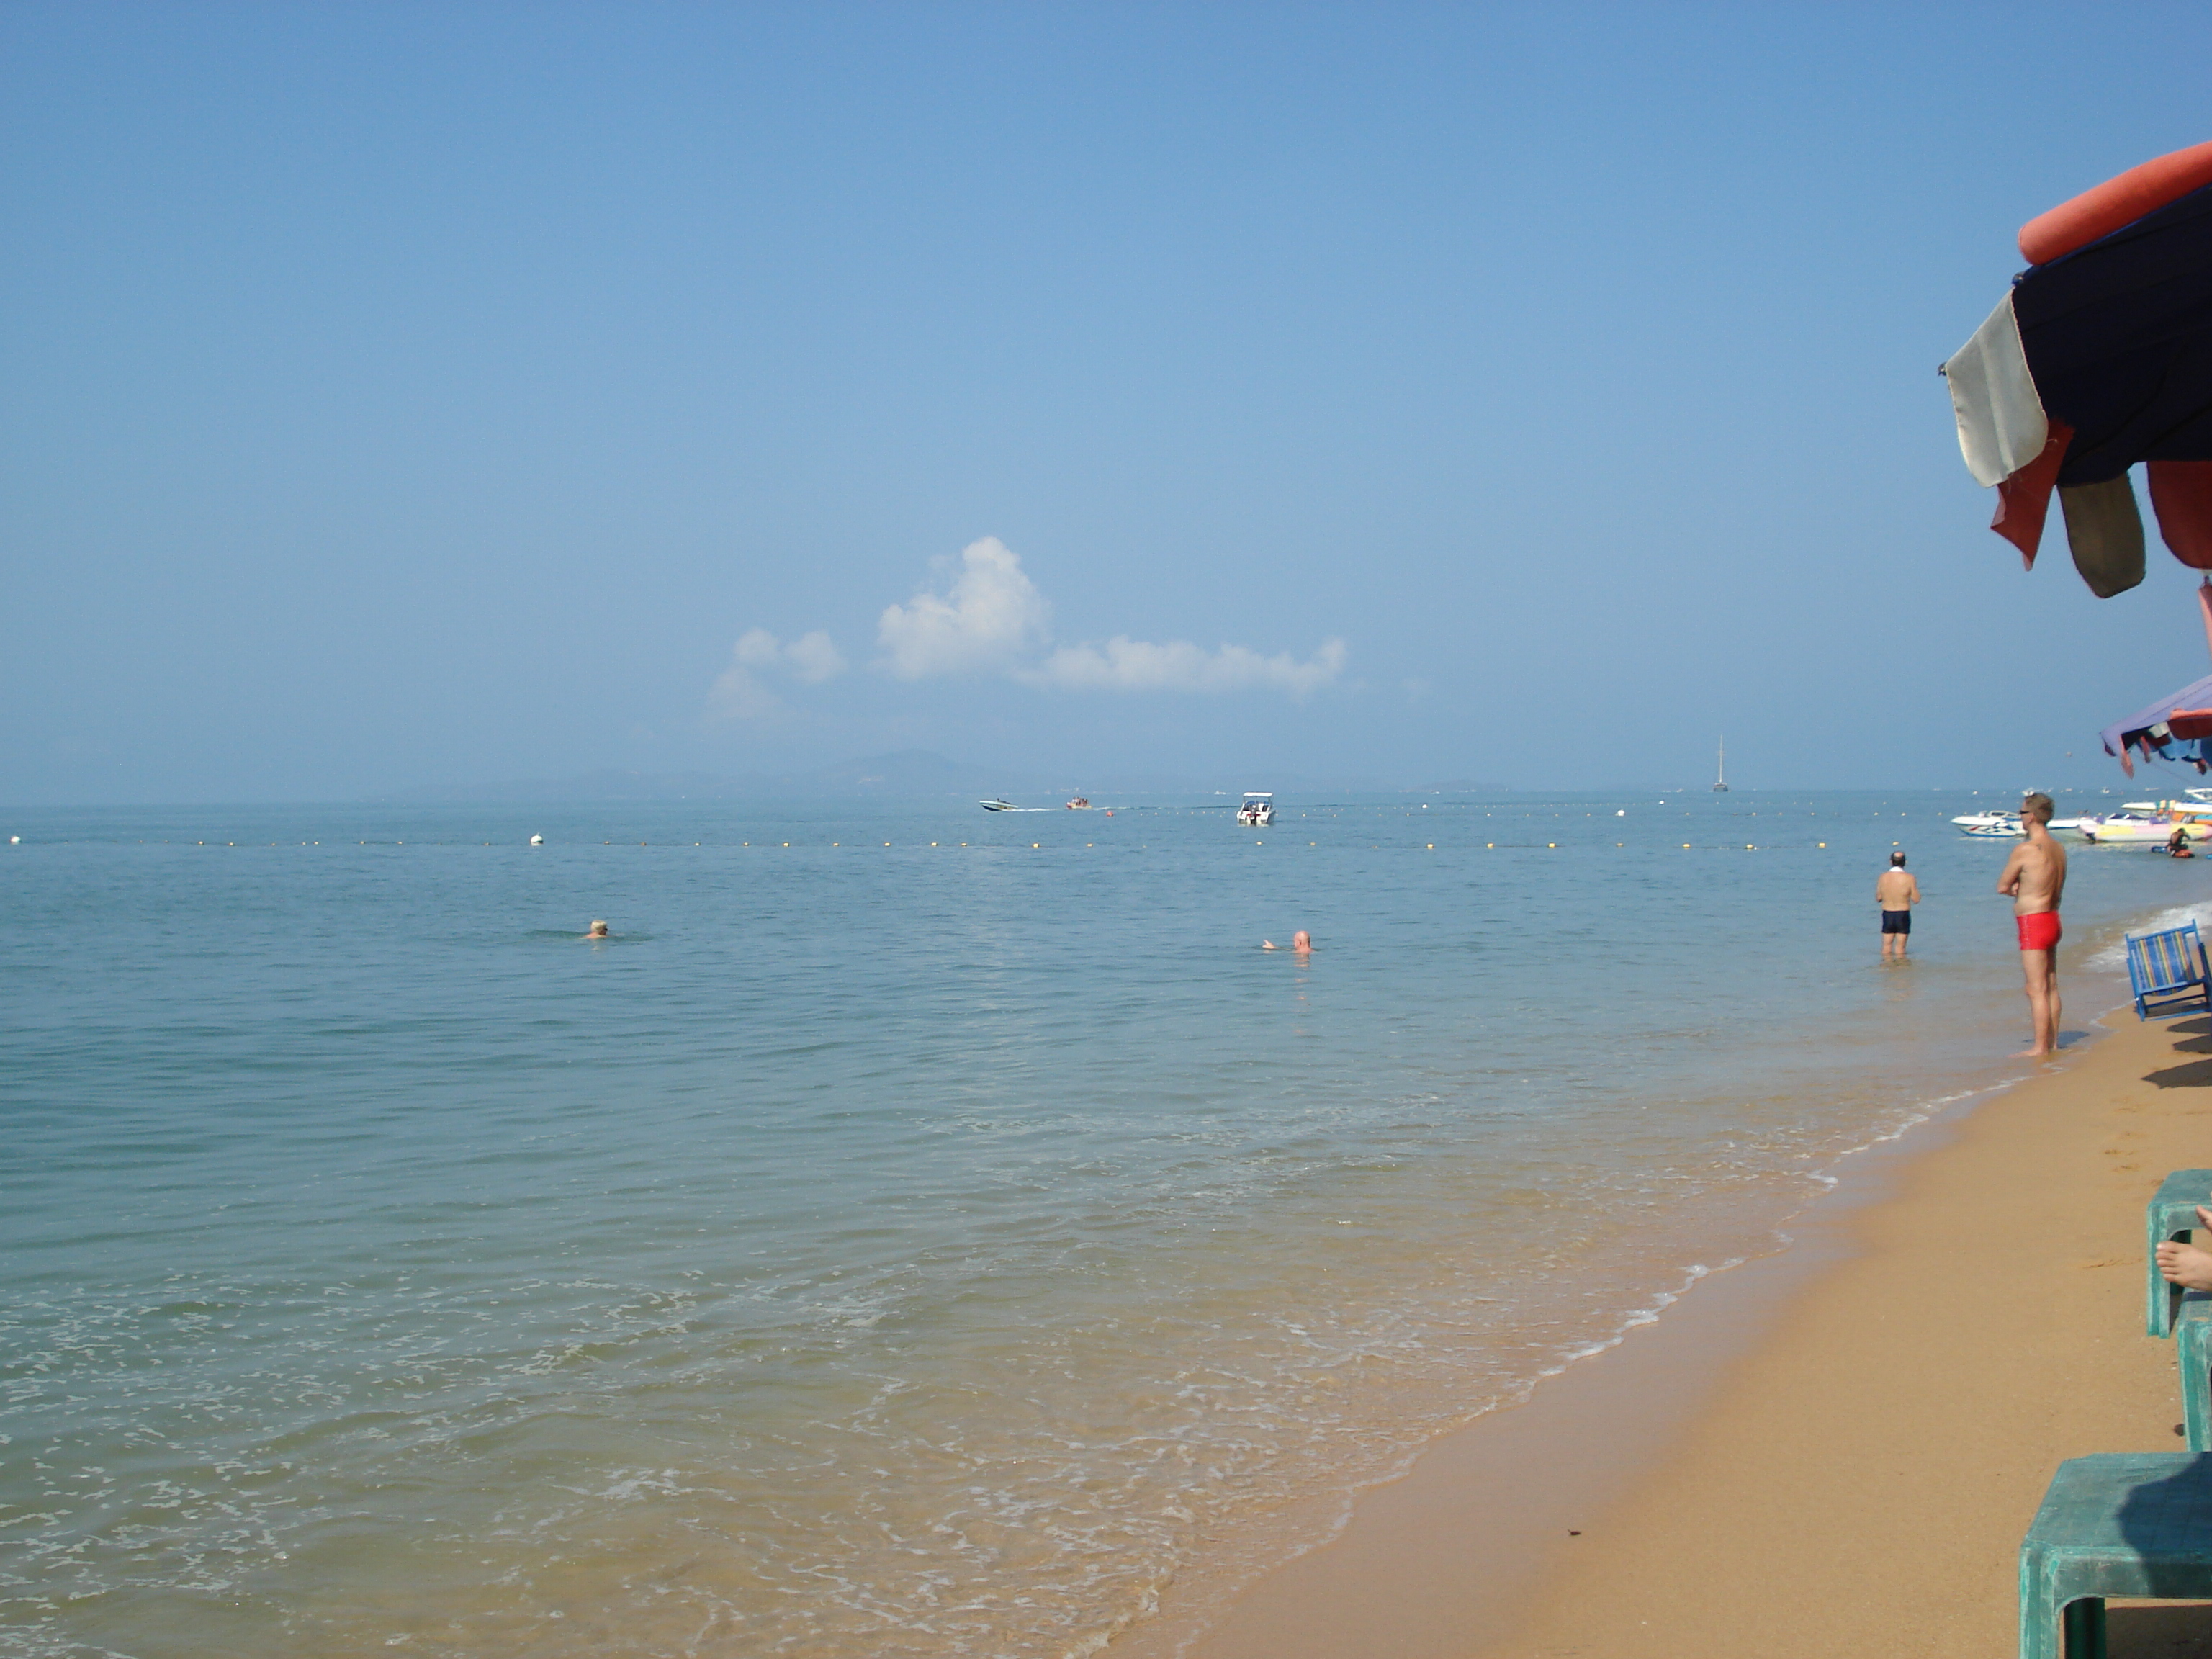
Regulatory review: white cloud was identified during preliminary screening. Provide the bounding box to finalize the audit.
[877,536,1051,679]
[1025,636,1347,698]
[783,630,845,683]
[706,659,783,723]
[706,627,846,722]
[733,627,782,669]
[721,538,1345,710]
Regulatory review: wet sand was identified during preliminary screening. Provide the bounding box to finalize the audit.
[1114,1007,2212,1659]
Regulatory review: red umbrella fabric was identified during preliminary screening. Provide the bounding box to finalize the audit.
[1943,142,2212,595]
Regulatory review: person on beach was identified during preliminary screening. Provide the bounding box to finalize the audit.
[2157,1210,2212,1292]
[2171,827,2198,859]
[585,920,610,938]
[1877,851,1920,959]
[1262,930,1313,953]
[1997,793,2067,1056]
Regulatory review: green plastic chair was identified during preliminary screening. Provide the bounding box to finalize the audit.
[2147,1170,2212,1337]
[2020,1454,2212,1659]
[2180,1298,2212,1452]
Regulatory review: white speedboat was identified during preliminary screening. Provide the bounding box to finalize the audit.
[1954,809,2092,838]
[979,799,1017,812]
[1237,791,1274,827]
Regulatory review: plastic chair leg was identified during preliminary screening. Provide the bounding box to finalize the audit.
[2183,1305,2212,1451]
[2065,1596,2106,1659]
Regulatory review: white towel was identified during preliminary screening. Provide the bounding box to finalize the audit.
[1944,294,2049,487]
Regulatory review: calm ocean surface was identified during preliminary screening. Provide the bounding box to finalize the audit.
[2,789,2198,1658]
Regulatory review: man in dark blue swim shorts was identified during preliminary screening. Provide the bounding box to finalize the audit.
[1876,850,1920,959]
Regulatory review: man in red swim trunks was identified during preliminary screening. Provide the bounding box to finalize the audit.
[1997,792,2068,1056]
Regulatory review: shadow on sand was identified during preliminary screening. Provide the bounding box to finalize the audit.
[2141,1019,2212,1089]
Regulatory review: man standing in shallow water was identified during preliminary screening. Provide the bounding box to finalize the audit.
[1997,793,2067,1056]
[1876,851,1920,959]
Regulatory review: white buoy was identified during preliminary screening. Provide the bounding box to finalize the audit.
[529,834,544,846]
[1616,809,1626,817]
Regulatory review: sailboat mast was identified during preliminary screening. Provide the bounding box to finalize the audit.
[1712,737,1730,793]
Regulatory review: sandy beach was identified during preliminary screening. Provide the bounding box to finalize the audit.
[1116,1003,2212,1659]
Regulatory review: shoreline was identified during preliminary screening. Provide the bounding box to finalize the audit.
[1112,992,2208,1659]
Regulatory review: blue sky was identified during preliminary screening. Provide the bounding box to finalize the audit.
[6,1,2212,801]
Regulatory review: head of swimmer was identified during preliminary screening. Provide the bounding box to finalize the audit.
[1889,851,1906,867]
[585,920,609,938]
[2020,792,2054,825]
[1291,930,1311,953]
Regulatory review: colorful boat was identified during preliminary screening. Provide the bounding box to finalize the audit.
[2077,812,2210,846]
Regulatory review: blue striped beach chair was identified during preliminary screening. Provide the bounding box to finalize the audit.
[2127,922,2212,1022]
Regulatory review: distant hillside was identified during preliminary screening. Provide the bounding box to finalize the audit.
[379,752,1455,804]
[383,750,1045,803]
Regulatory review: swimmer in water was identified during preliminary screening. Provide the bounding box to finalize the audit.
[585,920,610,938]
[1262,930,1313,953]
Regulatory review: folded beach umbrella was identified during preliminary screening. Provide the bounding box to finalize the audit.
[1942,140,2212,597]
[2099,670,2212,776]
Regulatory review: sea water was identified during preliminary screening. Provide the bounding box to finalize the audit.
[0,790,2195,1658]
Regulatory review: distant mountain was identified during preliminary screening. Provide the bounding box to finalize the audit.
[383,750,1046,803]
[380,751,1454,804]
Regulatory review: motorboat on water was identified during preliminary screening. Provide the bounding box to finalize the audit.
[2078,812,2211,846]
[979,799,1017,811]
[1065,796,1091,810]
[1953,809,2093,838]
[1237,791,1274,827]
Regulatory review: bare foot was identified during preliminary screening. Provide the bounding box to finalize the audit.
[2157,1240,2212,1292]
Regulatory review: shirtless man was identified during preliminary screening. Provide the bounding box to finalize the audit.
[1876,851,1920,959]
[1262,930,1313,953]
[1997,793,2067,1056]
[585,920,610,939]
